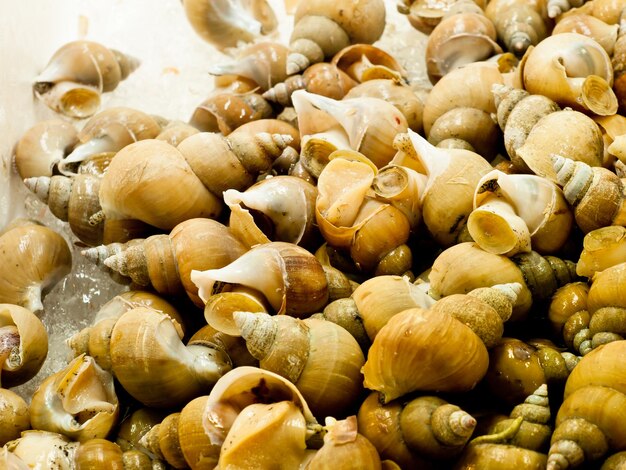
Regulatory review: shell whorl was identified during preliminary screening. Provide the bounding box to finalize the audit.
[81,239,143,267]
[262,75,306,106]
[23,175,71,221]
[510,384,550,424]
[103,243,150,286]
[552,155,594,207]
[512,251,578,301]
[436,406,478,445]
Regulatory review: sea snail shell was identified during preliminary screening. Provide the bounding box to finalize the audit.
[0,304,47,388]
[29,354,119,442]
[192,241,329,318]
[33,40,139,118]
[14,120,78,179]
[0,224,72,312]
[182,0,278,50]
[287,0,387,74]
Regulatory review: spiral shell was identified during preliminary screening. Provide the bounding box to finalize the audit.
[234,312,365,418]
[523,33,618,116]
[34,40,139,118]
[24,174,104,246]
[552,155,626,233]
[192,241,329,317]
[0,389,30,446]
[102,218,246,306]
[287,0,386,74]
[59,107,161,175]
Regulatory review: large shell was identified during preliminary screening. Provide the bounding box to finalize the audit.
[0,224,72,312]
[192,241,328,317]
[109,307,232,408]
[485,0,549,56]
[287,0,386,74]
[552,14,619,55]
[182,0,278,50]
[98,139,222,233]
[5,431,78,469]
[29,355,119,442]
[362,307,489,402]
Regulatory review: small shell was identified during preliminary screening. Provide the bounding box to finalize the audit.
[331,44,407,83]
[552,155,626,233]
[182,0,278,50]
[263,62,358,106]
[34,41,139,118]
[189,91,274,135]
[14,120,78,179]
[469,170,573,255]
[30,355,119,442]
[485,0,549,56]
[0,304,48,388]
[308,416,383,469]
[24,174,104,247]
[209,42,289,92]
[345,79,425,133]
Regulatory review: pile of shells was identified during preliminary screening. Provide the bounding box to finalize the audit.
[6,0,626,468]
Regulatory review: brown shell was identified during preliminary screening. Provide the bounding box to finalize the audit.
[362,307,489,402]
